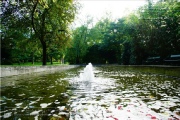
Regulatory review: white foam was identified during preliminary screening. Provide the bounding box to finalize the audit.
[79,63,94,81]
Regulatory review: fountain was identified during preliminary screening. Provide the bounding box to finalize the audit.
[79,63,94,81]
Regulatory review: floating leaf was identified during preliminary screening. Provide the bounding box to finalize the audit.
[50,117,57,120]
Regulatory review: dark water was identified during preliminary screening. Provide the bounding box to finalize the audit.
[0,66,180,120]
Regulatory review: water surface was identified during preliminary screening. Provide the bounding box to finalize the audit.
[0,65,180,120]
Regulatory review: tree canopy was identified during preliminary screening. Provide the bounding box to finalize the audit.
[1,0,78,65]
[67,1,180,65]
[1,1,179,65]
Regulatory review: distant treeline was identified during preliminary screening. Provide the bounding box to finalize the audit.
[66,1,180,65]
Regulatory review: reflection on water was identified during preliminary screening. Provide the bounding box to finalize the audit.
[0,66,180,120]
[0,68,79,120]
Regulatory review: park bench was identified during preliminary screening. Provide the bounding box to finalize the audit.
[164,54,180,66]
[144,56,161,65]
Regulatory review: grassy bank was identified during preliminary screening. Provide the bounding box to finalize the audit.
[1,62,67,66]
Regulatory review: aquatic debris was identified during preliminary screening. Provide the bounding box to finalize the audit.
[40,103,51,108]
[60,93,69,98]
[54,100,60,104]
[3,112,12,118]
[29,101,37,105]
[58,112,70,118]
[1,65,180,120]
[30,110,41,116]
[18,93,25,96]
[57,106,66,111]
[57,106,69,113]
[68,93,177,120]
[50,95,55,98]
[50,116,66,120]
[51,110,55,113]
[15,102,23,107]
[106,115,118,120]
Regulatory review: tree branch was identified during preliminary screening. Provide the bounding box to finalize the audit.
[31,0,38,36]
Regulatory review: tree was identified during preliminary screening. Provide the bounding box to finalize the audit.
[31,0,78,65]
[1,0,78,65]
[87,17,112,64]
[137,1,180,61]
[66,16,93,64]
[1,0,33,64]
[68,25,89,64]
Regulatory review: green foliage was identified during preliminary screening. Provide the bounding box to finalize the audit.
[66,16,94,64]
[1,1,179,65]
[1,0,78,65]
[1,0,33,64]
[68,1,179,65]
[31,0,78,65]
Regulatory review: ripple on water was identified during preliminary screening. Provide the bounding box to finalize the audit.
[1,66,180,120]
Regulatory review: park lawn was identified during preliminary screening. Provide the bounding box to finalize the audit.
[1,62,66,66]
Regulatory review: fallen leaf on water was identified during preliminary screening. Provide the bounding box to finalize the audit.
[151,116,156,120]
[50,117,57,120]
[149,95,154,99]
[118,106,122,110]
[176,111,180,116]
[107,115,119,120]
[106,109,112,113]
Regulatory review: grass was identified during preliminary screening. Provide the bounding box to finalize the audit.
[1,62,68,66]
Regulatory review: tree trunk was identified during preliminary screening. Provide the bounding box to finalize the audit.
[76,56,80,64]
[40,9,47,66]
[32,52,34,65]
[32,3,47,66]
[61,55,65,64]
[50,56,53,65]
[42,43,47,65]
[32,57,34,65]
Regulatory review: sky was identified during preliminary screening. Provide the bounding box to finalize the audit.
[72,0,150,28]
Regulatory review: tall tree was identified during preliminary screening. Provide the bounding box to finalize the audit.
[1,0,78,65]
[31,0,77,65]
[67,16,93,64]
[1,0,32,64]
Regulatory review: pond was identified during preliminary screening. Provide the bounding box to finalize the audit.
[0,64,180,120]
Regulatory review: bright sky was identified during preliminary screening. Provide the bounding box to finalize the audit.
[72,0,150,28]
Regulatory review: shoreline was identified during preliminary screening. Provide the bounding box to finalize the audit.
[1,64,180,78]
[0,65,79,78]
